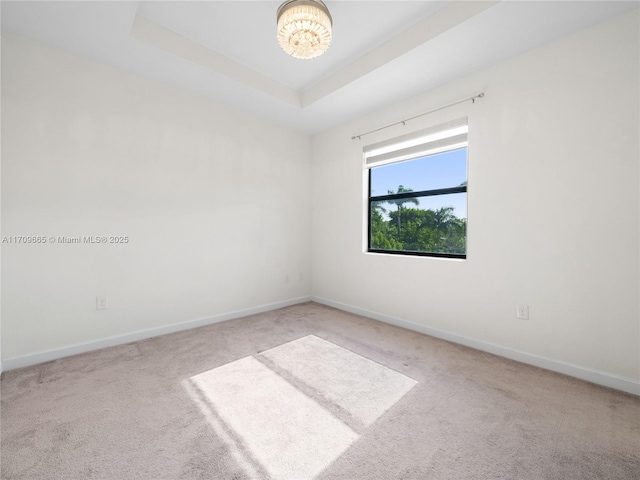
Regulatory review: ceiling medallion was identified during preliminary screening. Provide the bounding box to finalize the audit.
[276,0,332,60]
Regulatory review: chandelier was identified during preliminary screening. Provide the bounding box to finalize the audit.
[276,0,332,60]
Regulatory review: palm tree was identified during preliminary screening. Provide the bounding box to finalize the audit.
[386,185,419,235]
[433,206,456,230]
[433,206,458,252]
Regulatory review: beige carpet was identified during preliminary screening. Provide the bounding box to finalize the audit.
[1,302,639,479]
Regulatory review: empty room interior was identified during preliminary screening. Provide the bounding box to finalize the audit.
[1,1,639,479]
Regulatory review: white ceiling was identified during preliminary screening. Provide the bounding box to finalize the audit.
[2,1,638,135]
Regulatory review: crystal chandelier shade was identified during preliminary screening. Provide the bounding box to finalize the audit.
[276,0,332,60]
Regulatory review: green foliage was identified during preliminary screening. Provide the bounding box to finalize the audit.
[370,206,404,250]
[370,186,466,255]
[385,185,419,236]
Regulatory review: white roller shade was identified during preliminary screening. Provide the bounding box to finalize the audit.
[364,118,468,168]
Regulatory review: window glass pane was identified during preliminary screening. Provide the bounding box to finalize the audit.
[370,148,467,196]
[370,193,466,255]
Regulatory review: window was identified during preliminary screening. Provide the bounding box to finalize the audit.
[365,118,468,258]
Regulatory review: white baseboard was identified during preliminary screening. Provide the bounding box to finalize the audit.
[2,296,312,372]
[312,296,640,396]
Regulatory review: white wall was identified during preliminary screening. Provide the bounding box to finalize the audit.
[311,11,639,387]
[1,33,311,362]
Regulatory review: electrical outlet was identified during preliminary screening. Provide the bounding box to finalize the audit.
[516,304,529,320]
[285,275,290,284]
[96,296,108,310]
[298,272,304,281]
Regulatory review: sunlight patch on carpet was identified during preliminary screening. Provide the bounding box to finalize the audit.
[185,335,417,480]
[189,357,357,480]
[261,335,418,427]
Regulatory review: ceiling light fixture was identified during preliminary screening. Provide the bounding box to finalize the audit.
[276,0,332,60]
